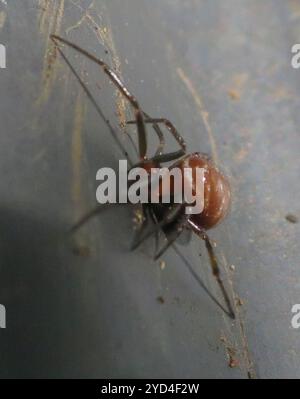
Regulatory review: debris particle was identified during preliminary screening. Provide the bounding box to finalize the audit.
[230,264,235,271]
[72,244,91,258]
[227,72,249,102]
[159,260,166,270]
[235,296,244,307]
[228,354,239,368]
[228,89,240,101]
[285,214,298,224]
[220,335,239,369]
[132,208,144,229]
[157,296,165,304]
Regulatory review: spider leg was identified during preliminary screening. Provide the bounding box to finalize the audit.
[131,204,183,251]
[51,34,147,160]
[132,149,185,170]
[143,112,165,157]
[172,244,235,318]
[133,145,186,179]
[70,203,124,233]
[127,117,186,153]
[50,35,134,164]
[188,219,235,319]
[125,111,166,157]
[150,150,185,164]
[153,220,186,260]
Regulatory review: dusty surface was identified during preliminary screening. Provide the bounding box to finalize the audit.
[0,0,299,378]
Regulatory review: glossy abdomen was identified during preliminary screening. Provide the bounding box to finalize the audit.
[179,153,231,230]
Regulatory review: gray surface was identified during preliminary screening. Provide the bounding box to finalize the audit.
[0,0,299,378]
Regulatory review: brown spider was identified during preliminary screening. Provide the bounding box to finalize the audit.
[51,34,235,319]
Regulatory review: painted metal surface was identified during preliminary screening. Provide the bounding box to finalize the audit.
[0,0,299,378]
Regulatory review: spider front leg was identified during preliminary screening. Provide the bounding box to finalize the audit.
[127,116,186,153]
[143,112,165,157]
[127,116,186,163]
[51,34,147,160]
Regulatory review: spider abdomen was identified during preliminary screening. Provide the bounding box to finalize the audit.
[179,152,231,230]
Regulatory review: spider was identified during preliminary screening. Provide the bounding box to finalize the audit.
[51,34,235,319]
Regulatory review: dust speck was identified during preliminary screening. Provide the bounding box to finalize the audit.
[228,89,240,101]
[286,214,298,224]
[72,244,91,258]
[159,260,166,270]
